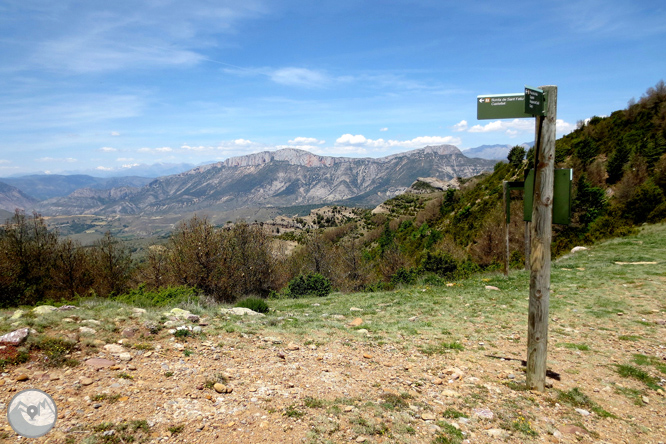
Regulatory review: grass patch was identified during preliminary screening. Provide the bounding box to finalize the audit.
[303,396,326,408]
[615,364,662,391]
[615,386,647,406]
[557,342,590,351]
[174,329,192,339]
[632,354,666,374]
[433,421,464,444]
[511,415,538,437]
[504,381,530,391]
[442,408,467,419]
[90,393,122,403]
[556,388,615,418]
[91,419,150,443]
[284,405,305,418]
[168,425,185,435]
[418,341,464,355]
[618,335,642,341]
[379,392,411,410]
[117,372,133,380]
[204,373,228,389]
[33,336,78,368]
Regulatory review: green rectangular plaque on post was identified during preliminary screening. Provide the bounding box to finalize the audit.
[523,169,572,225]
[524,86,545,116]
[477,94,536,120]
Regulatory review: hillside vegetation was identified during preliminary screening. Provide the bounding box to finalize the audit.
[0,81,665,307]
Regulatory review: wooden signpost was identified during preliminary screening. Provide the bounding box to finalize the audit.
[477,85,558,391]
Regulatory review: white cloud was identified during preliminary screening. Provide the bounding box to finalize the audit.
[466,118,577,137]
[122,163,140,168]
[234,139,253,146]
[404,136,461,148]
[117,157,134,162]
[0,160,10,164]
[99,146,117,152]
[21,3,267,74]
[270,68,329,88]
[181,145,211,151]
[288,137,324,146]
[557,119,578,135]
[96,166,113,171]
[335,134,461,150]
[36,157,77,163]
[155,147,173,152]
[468,119,534,133]
[137,148,152,153]
[336,134,370,145]
[110,131,120,136]
[380,128,388,132]
[452,120,468,132]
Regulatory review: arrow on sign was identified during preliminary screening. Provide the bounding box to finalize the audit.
[479,98,484,103]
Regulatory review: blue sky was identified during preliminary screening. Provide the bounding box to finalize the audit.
[1,0,665,176]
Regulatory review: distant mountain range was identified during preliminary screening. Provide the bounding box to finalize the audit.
[28,145,496,217]
[461,142,532,160]
[0,175,154,201]
[60,162,197,178]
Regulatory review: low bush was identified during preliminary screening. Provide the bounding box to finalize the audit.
[390,267,419,286]
[235,297,269,313]
[33,336,78,368]
[286,273,332,298]
[421,251,458,277]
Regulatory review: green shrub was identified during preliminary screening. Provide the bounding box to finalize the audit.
[421,251,458,277]
[286,273,332,298]
[235,297,269,313]
[390,267,419,286]
[33,337,78,368]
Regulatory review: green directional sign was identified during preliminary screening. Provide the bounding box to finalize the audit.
[477,93,535,120]
[524,86,545,116]
[523,168,572,225]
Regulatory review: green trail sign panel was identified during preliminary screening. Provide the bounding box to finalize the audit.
[477,93,535,120]
[523,168,573,225]
[524,86,545,116]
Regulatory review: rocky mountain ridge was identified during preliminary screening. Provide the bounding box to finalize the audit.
[0,181,39,213]
[35,145,496,216]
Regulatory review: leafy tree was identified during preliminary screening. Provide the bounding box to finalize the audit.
[0,211,59,306]
[90,231,133,297]
[623,179,665,224]
[573,138,598,167]
[421,251,458,277]
[51,238,94,300]
[507,145,526,167]
[606,143,631,184]
[573,175,607,228]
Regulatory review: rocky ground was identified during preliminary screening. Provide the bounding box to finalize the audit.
[0,302,664,444]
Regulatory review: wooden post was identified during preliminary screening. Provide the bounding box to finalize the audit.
[526,85,557,391]
[503,181,509,276]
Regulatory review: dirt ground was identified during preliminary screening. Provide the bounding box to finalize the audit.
[0,316,664,444]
